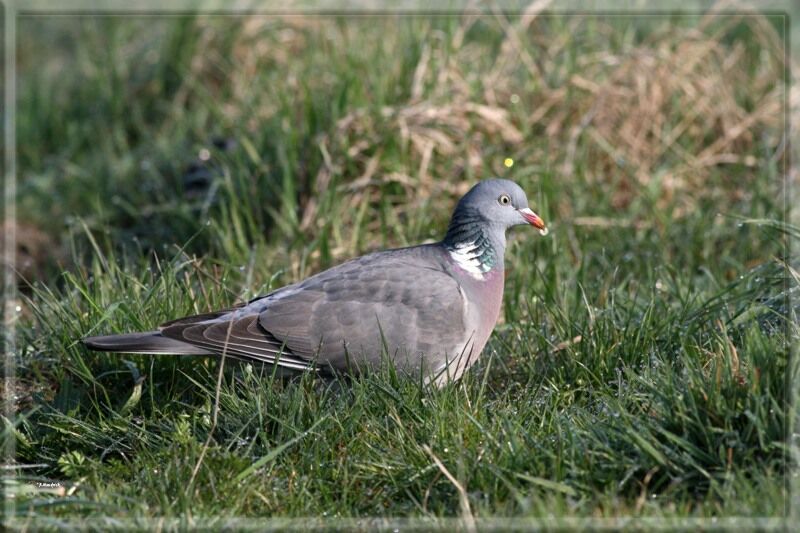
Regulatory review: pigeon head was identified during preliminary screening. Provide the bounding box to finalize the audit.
[454,179,546,233]
[443,179,547,276]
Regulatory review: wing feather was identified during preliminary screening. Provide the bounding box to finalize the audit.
[258,246,466,374]
[155,245,466,376]
[160,313,313,370]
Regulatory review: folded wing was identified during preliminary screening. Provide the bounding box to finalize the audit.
[157,247,467,375]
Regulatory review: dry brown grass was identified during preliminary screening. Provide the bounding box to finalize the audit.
[474,4,784,215]
[1,220,65,287]
[157,4,789,247]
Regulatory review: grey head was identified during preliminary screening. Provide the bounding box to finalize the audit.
[442,179,546,274]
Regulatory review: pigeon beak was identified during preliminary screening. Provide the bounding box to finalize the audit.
[518,207,547,234]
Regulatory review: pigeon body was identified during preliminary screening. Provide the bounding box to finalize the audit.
[83,179,547,385]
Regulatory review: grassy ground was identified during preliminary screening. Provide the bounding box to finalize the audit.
[5,9,796,526]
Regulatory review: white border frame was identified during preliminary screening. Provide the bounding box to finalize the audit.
[2,1,795,529]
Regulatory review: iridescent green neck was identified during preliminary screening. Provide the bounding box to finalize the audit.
[443,207,498,273]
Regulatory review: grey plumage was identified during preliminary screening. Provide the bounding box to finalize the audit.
[83,178,547,386]
[83,331,212,355]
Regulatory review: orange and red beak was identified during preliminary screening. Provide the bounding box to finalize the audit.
[518,207,547,232]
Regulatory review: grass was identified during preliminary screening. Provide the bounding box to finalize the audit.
[4,8,795,527]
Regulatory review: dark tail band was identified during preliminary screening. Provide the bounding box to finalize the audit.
[82,331,212,355]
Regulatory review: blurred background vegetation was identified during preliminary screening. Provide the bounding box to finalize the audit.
[13,9,788,281]
[5,3,796,524]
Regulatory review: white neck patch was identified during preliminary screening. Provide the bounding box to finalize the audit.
[449,241,486,280]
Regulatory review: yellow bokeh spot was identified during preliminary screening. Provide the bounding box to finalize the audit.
[503,158,514,168]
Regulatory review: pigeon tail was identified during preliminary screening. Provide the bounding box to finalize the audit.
[82,331,212,355]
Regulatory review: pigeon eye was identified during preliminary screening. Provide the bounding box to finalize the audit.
[498,194,511,206]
